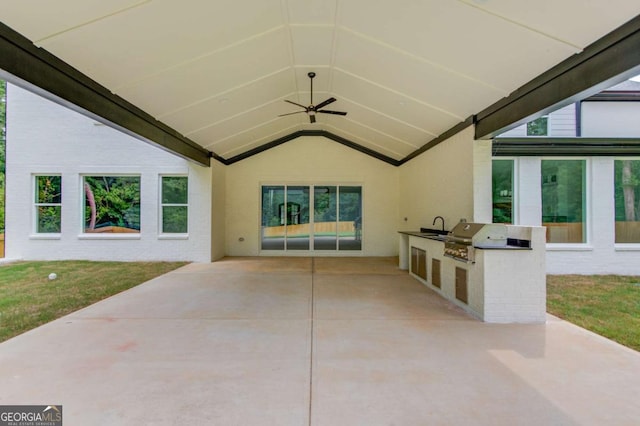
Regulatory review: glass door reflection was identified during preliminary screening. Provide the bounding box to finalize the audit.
[262,184,361,252]
[285,186,310,250]
[338,186,362,250]
[314,186,337,250]
[261,186,285,250]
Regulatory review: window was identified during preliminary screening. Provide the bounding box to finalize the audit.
[83,176,140,233]
[261,184,362,251]
[492,160,514,224]
[614,159,640,243]
[261,185,311,251]
[313,186,337,250]
[262,186,286,250]
[527,116,548,136]
[34,175,61,233]
[338,186,362,250]
[541,160,586,243]
[161,176,188,234]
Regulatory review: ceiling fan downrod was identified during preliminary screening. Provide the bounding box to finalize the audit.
[308,71,315,106]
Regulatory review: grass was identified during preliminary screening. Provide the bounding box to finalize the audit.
[0,260,187,343]
[547,274,640,352]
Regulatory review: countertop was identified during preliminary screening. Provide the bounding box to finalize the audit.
[398,230,531,249]
[476,245,531,250]
[398,230,444,238]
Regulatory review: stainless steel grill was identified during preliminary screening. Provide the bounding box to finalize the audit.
[444,223,507,262]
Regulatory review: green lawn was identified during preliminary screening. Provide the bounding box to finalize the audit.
[0,260,187,342]
[547,274,640,352]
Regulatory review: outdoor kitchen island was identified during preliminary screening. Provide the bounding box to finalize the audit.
[398,224,546,323]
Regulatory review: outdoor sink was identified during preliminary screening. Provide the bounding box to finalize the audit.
[420,227,449,235]
[425,234,449,241]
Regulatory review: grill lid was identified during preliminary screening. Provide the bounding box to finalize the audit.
[448,222,507,247]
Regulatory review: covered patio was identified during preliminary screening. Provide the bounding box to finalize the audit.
[2,3,640,262]
[0,257,638,425]
[1,3,640,423]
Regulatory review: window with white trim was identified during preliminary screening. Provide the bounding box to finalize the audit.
[614,159,640,243]
[34,175,62,233]
[83,175,140,233]
[160,176,188,234]
[492,159,514,224]
[261,184,362,251]
[541,159,586,243]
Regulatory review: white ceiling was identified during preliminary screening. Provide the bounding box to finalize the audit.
[3,0,640,161]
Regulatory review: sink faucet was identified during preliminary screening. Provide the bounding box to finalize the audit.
[433,216,445,231]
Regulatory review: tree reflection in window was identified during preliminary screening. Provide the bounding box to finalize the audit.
[541,160,585,243]
[161,176,188,233]
[614,159,640,243]
[527,116,548,136]
[84,176,140,233]
[492,160,513,224]
[35,175,61,233]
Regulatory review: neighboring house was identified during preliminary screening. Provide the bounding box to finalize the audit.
[493,80,640,274]
[5,84,212,262]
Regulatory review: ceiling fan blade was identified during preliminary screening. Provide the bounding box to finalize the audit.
[284,99,308,109]
[315,97,336,110]
[278,73,342,123]
[278,111,306,117]
[318,110,347,116]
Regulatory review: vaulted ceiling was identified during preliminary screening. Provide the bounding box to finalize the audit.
[2,0,640,165]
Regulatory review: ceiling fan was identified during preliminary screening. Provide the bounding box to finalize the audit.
[279,72,347,123]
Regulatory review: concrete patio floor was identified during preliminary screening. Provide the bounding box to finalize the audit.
[1,257,639,425]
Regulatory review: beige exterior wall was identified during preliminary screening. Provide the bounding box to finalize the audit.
[473,138,493,223]
[224,136,400,256]
[398,126,485,232]
[210,159,227,261]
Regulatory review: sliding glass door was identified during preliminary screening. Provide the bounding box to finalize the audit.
[261,184,362,252]
[261,186,285,250]
[338,186,362,251]
[314,186,337,250]
[285,186,310,250]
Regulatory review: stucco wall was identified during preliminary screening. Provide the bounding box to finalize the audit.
[224,136,399,256]
[210,159,227,261]
[473,138,493,223]
[5,84,212,262]
[399,126,486,232]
